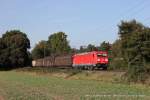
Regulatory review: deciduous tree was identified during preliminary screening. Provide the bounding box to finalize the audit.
[118,20,150,82]
[0,30,31,69]
[32,40,50,59]
[48,32,71,55]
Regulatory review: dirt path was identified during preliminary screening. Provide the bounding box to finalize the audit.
[0,96,4,100]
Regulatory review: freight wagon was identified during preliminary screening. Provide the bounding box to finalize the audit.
[32,55,72,68]
[32,51,109,70]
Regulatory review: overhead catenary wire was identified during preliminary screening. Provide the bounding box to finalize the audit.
[142,17,150,26]
[118,0,148,19]
[83,0,150,36]
[102,0,150,32]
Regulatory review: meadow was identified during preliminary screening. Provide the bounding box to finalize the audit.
[0,68,150,100]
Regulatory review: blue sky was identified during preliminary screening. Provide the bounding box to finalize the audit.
[0,0,150,49]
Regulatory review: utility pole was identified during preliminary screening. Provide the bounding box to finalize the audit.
[43,44,45,66]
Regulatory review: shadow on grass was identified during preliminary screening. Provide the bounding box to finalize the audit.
[0,66,32,71]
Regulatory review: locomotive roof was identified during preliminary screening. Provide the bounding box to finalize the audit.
[74,51,107,56]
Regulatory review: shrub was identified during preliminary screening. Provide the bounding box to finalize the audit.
[125,64,147,83]
[108,58,127,70]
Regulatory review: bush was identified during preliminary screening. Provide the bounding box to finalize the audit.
[109,58,127,70]
[125,64,147,83]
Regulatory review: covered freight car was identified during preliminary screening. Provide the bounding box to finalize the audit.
[32,55,72,68]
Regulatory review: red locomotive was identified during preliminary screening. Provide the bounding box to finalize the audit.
[32,51,109,70]
[72,51,108,70]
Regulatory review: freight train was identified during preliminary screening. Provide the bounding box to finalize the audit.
[32,51,109,70]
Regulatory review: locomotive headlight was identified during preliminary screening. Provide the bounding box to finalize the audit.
[97,59,100,61]
[105,58,108,62]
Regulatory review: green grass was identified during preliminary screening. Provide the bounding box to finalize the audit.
[0,69,150,100]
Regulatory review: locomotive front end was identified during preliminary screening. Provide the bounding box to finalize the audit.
[96,51,109,70]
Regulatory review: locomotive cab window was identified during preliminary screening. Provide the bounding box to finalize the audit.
[97,54,107,57]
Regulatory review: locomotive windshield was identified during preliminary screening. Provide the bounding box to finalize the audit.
[97,53,107,57]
